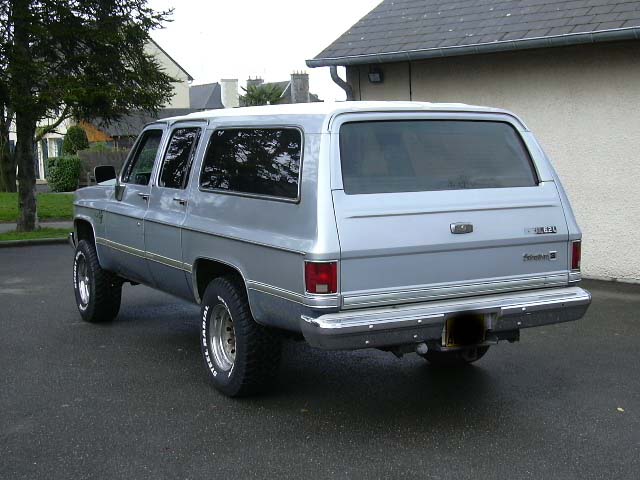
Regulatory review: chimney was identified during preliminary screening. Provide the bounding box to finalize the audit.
[290,72,310,104]
[246,77,264,89]
[220,79,239,108]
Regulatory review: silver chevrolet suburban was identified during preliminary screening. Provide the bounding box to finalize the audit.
[70,101,591,396]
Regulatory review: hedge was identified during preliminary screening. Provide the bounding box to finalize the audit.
[47,156,82,192]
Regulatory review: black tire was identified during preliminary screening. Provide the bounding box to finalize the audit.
[200,276,282,397]
[73,239,122,323]
[421,346,490,367]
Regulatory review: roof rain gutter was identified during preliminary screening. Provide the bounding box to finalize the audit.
[306,27,640,68]
[329,66,354,101]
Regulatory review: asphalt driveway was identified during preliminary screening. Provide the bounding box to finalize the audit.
[1,245,638,479]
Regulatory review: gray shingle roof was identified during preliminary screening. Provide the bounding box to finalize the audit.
[189,83,224,110]
[307,0,640,67]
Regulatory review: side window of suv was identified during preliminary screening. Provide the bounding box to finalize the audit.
[199,127,302,200]
[158,128,201,189]
[121,129,164,185]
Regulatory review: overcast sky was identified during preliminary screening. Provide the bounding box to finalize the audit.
[147,0,381,102]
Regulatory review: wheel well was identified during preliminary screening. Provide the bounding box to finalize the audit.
[75,219,95,245]
[194,258,246,302]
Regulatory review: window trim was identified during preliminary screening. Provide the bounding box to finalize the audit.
[338,119,540,195]
[197,125,305,204]
[156,126,203,190]
[120,127,165,186]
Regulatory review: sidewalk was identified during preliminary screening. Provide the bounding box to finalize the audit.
[0,221,73,234]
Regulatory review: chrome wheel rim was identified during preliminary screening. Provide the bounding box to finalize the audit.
[209,303,236,371]
[76,253,90,307]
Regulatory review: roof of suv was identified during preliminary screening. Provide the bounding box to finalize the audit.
[152,101,528,131]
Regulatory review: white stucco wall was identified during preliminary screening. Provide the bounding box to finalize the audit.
[348,41,640,282]
[145,41,191,108]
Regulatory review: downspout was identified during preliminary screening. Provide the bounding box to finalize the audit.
[330,66,354,101]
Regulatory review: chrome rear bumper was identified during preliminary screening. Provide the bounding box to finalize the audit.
[300,286,591,350]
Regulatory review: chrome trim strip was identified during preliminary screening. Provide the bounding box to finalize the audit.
[146,251,190,272]
[303,287,591,333]
[247,280,340,309]
[96,237,146,260]
[96,237,192,273]
[569,272,582,283]
[342,273,569,309]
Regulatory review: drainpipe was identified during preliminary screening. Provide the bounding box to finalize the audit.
[330,66,354,101]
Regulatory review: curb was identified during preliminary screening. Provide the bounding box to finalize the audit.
[0,238,68,248]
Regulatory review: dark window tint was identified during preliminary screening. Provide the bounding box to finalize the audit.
[200,128,302,199]
[159,128,201,189]
[339,121,538,194]
[122,130,163,185]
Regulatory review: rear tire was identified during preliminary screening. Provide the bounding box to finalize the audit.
[421,346,490,367]
[73,240,122,323]
[200,277,282,397]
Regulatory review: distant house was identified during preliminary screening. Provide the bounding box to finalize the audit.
[81,108,198,150]
[29,39,194,181]
[189,79,240,110]
[82,79,243,149]
[308,0,640,283]
[240,73,322,105]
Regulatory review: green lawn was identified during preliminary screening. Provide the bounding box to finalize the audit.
[0,227,71,242]
[0,192,74,222]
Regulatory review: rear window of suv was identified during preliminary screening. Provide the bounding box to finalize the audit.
[339,120,538,194]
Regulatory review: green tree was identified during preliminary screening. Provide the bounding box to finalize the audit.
[62,125,89,155]
[241,84,284,106]
[0,0,174,231]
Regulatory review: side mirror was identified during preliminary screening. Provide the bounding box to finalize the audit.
[94,165,117,184]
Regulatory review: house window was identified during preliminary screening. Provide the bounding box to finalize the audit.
[54,138,64,157]
[199,128,302,200]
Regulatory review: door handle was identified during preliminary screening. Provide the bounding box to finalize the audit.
[137,193,150,201]
[173,197,188,206]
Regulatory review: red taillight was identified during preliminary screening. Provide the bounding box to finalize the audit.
[571,241,582,271]
[305,262,338,294]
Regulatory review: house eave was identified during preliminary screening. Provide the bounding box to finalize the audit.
[306,26,640,68]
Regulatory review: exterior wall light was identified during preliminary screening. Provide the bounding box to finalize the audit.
[368,68,384,84]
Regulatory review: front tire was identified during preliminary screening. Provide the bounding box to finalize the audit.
[421,346,490,367]
[73,240,122,323]
[200,277,282,397]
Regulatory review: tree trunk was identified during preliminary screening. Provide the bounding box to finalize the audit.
[15,111,37,231]
[0,110,17,192]
[0,148,16,192]
[0,132,17,193]
[11,0,39,231]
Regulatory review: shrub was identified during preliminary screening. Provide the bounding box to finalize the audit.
[62,126,89,155]
[87,142,111,152]
[47,156,82,192]
[46,156,59,171]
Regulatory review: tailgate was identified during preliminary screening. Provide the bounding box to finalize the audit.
[333,184,569,308]
[332,118,570,309]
